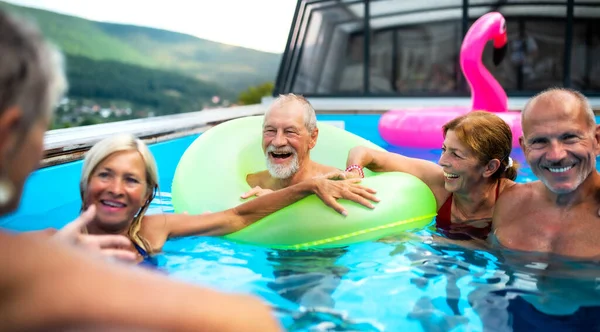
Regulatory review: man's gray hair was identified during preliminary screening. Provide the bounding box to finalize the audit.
[522,87,595,129]
[0,10,67,132]
[265,93,317,132]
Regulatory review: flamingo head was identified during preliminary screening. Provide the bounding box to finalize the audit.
[492,17,508,66]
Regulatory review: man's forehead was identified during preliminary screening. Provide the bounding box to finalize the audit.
[522,111,589,140]
[524,94,581,124]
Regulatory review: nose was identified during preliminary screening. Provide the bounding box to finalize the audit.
[271,130,287,147]
[107,178,125,196]
[438,150,449,167]
[546,141,568,162]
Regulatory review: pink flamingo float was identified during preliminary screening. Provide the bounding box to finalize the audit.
[378,12,522,148]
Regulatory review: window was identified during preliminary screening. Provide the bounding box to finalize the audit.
[369,30,394,93]
[276,0,600,96]
[571,21,600,91]
[291,2,364,94]
[522,20,565,90]
[393,21,462,94]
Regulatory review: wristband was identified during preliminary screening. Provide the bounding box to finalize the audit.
[345,164,364,178]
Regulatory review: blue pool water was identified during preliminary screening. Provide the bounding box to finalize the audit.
[3,114,600,331]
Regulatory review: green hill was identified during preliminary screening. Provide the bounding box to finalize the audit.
[0,1,281,93]
[0,2,157,67]
[65,54,230,114]
[95,23,280,92]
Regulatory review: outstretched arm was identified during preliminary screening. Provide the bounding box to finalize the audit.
[145,177,378,247]
[241,186,274,198]
[346,146,445,190]
[0,232,281,332]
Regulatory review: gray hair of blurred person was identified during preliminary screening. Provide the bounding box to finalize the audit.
[0,10,67,133]
[0,10,67,207]
[264,93,317,133]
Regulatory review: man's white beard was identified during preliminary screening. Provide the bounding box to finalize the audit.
[265,145,300,179]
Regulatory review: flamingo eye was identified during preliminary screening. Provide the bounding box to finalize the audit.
[501,21,506,33]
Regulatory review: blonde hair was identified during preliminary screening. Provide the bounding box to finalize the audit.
[80,134,159,253]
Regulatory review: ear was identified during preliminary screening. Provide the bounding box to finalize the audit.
[0,106,22,159]
[594,125,600,155]
[483,159,501,178]
[519,135,525,151]
[308,127,318,150]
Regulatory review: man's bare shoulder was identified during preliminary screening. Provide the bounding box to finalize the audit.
[495,181,542,220]
[499,180,540,200]
[246,171,271,188]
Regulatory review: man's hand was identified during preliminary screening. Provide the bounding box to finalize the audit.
[54,205,137,263]
[311,178,379,216]
[241,186,274,199]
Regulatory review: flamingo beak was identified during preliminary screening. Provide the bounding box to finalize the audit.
[493,43,507,66]
[493,28,508,66]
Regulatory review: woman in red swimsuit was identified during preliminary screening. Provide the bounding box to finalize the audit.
[345,111,518,241]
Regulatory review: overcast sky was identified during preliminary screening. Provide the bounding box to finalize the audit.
[4,0,297,53]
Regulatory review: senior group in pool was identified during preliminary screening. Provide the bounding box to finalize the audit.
[2,8,600,331]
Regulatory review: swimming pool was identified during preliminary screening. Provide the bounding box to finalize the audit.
[3,114,600,331]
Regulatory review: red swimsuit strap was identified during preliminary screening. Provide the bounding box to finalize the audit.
[436,181,500,228]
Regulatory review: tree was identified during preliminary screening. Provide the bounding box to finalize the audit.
[237,82,274,105]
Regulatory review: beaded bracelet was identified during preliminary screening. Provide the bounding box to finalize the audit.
[345,164,364,178]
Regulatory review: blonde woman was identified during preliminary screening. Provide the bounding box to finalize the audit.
[80,134,378,263]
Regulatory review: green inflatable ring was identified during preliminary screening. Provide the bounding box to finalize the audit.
[172,116,436,250]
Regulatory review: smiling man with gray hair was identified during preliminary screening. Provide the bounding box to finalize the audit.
[245,94,333,186]
[242,94,378,214]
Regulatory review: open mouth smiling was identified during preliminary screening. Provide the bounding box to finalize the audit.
[543,165,574,173]
[270,151,293,159]
[100,200,127,208]
[444,172,459,179]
